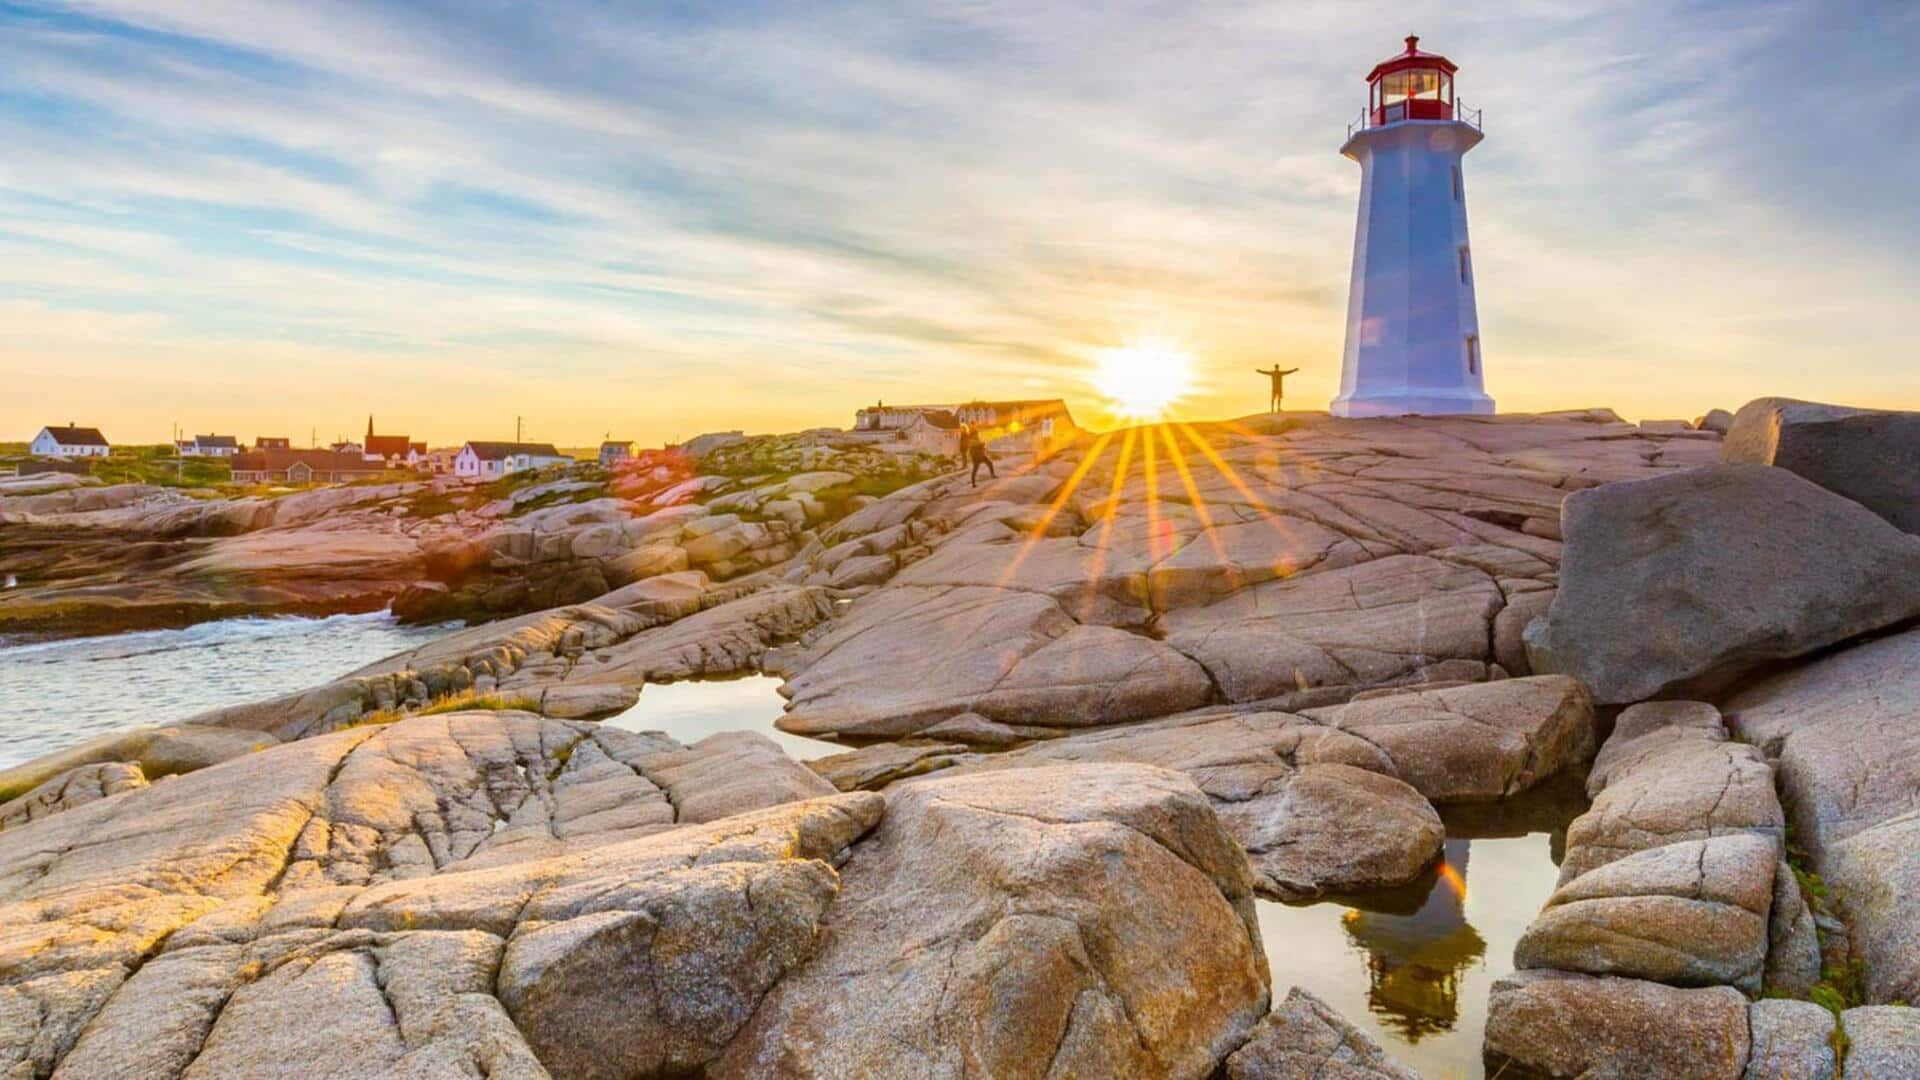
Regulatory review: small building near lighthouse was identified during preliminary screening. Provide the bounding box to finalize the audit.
[1332,36,1494,418]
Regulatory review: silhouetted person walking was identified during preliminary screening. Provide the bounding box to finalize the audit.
[960,426,996,487]
[1256,366,1300,413]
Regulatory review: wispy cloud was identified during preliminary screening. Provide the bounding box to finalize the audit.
[1,0,1915,445]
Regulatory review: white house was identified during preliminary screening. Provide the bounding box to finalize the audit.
[852,399,1078,457]
[177,434,240,457]
[454,441,571,480]
[1331,36,1494,418]
[30,424,110,458]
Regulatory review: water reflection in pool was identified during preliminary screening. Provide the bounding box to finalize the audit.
[601,675,840,762]
[1258,777,1587,1079]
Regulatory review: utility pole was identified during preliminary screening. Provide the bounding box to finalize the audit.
[515,416,523,442]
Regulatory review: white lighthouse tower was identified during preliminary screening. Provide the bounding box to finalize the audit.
[1331,36,1494,418]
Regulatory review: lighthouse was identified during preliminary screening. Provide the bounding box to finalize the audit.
[1331,36,1494,418]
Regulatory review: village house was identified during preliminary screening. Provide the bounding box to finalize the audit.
[852,402,936,432]
[850,399,1079,457]
[417,447,462,475]
[598,440,634,468]
[454,441,571,480]
[951,400,1079,453]
[230,449,386,485]
[362,417,423,466]
[29,424,110,458]
[176,434,239,457]
[254,437,292,450]
[898,410,962,455]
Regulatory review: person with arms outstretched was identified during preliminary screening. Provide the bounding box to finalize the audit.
[1256,365,1300,413]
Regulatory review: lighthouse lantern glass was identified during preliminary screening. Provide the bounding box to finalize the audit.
[1370,64,1454,125]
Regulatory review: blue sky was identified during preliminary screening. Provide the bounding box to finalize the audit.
[2,0,1916,446]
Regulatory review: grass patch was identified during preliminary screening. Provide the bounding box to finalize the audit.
[417,691,542,715]
[88,448,233,489]
[402,489,477,518]
[1772,828,1865,1062]
[1792,863,1831,902]
[351,689,543,727]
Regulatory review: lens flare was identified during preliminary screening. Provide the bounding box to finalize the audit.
[1094,339,1194,421]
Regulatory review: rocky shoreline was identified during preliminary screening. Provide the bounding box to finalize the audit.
[0,432,944,641]
[4,399,1918,1077]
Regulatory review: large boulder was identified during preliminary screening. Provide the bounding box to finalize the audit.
[1722,396,1920,534]
[888,708,1444,900]
[1161,555,1504,702]
[1215,762,1443,901]
[1695,408,1735,434]
[1585,700,1726,794]
[711,765,1271,1077]
[777,585,1212,740]
[1514,834,1776,992]
[1224,987,1418,1079]
[1559,702,1781,884]
[1300,675,1595,802]
[1542,463,1920,703]
[1721,628,1920,1003]
[0,710,892,1079]
[1483,970,1751,1079]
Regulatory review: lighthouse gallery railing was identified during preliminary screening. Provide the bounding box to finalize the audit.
[1346,101,1484,140]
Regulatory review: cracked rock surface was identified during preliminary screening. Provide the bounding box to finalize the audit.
[0,710,1278,1078]
[1542,463,1920,704]
[1224,987,1419,1080]
[0,711,870,1078]
[1723,625,1920,1004]
[711,764,1269,1078]
[4,412,1759,1076]
[808,676,1598,900]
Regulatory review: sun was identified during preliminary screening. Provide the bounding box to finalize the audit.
[1094,339,1195,421]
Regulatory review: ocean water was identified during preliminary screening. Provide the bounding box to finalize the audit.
[0,613,455,769]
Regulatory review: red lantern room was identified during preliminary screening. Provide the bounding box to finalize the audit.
[1367,35,1457,126]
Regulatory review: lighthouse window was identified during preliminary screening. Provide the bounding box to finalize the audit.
[1452,166,1462,200]
[1466,335,1479,375]
[1459,246,1471,283]
[1397,69,1442,102]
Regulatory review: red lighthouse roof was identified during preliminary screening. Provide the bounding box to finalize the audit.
[1358,35,1466,130]
[1366,35,1458,82]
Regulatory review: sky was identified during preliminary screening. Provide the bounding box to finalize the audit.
[1,0,1916,447]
